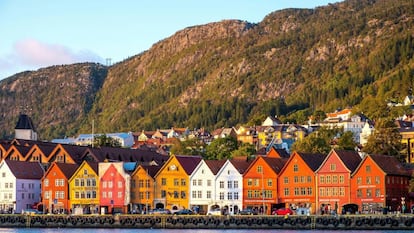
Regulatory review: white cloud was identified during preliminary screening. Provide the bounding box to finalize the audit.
[0,38,104,80]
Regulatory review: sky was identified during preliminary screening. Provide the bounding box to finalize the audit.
[0,0,338,80]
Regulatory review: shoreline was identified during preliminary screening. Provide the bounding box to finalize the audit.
[0,214,413,230]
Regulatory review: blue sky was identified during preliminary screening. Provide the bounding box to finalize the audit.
[0,0,338,80]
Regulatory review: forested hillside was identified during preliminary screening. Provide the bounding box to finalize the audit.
[1,0,414,140]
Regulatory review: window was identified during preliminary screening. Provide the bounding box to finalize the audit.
[307,187,312,195]
[108,181,113,188]
[227,181,232,189]
[293,164,298,172]
[161,178,167,186]
[173,191,179,198]
[366,176,372,184]
[339,175,344,183]
[117,181,122,188]
[326,175,331,184]
[80,179,85,187]
[357,189,362,197]
[284,188,289,196]
[234,192,239,200]
[192,191,197,199]
[365,165,371,173]
[220,181,224,189]
[118,192,122,198]
[283,177,289,184]
[233,181,238,189]
[174,179,179,186]
[227,192,232,200]
[181,179,186,186]
[207,180,212,186]
[75,179,79,187]
[83,169,88,175]
[206,191,211,199]
[330,164,336,171]
[181,191,186,199]
[294,176,299,183]
[254,179,259,186]
[332,175,338,183]
[247,190,253,198]
[366,189,372,197]
[307,176,312,183]
[161,190,166,198]
[219,192,224,200]
[320,175,325,184]
[197,191,202,199]
[198,179,202,186]
[339,187,345,196]
[319,188,325,197]
[257,166,263,174]
[192,180,197,186]
[267,179,273,187]
[375,176,380,184]
[294,187,299,196]
[300,187,306,195]
[375,189,381,197]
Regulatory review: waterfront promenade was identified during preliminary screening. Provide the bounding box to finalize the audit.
[0,213,413,230]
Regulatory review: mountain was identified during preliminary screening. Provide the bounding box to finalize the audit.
[1,0,414,140]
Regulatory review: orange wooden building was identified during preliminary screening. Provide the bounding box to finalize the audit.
[351,154,411,213]
[243,156,287,215]
[278,151,327,214]
[41,162,79,214]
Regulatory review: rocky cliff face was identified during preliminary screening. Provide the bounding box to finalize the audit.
[0,63,107,139]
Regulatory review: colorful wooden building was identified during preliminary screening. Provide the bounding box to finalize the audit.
[154,155,202,211]
[42,162,79,214]
[243,156,287,215]
[130,164,160,213]
[351,154,411,213]
[68,160,99,214]
[278,151,327,214]
[315,150,361,214]
[99,162,131,214]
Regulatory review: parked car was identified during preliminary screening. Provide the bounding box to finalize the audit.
[272,208,294,215]
[206,208,221,216]
[22,209,42,215]
[295,207,310,215]
[239,208,257,215]
[149,208,171,215]
[173,209,194,215]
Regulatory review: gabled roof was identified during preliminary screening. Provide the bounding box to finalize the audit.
[334,150,362,173]
[205,159,227,175]
[175,155,203,175]
[51,163,79,179]
[296,152,327,171]
[15,114,36,130]
[5,160,44,179]
[262,157,288,174]
[369,154,411,176]
[229,158,252,175]
[140,165,162,178]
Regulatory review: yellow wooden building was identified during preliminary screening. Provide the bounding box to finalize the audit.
[154,155,202,211]
[68,160,100,214]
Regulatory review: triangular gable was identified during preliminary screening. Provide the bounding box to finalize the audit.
[316,149,361,173]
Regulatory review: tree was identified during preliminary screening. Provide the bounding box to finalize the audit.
[93,134,121,148]
[336,131,357,150]
[291,126,354,154]
[231,142,256,160]
[170,138,206,156]
[205,136,238,160]
[362,118,405,161]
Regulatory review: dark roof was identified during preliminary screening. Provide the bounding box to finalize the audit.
[55,163,79,179]
[15,114,36,130]
[297,152,327,171]
[205,159,227,175]
[5,160,44,179]
[370,154,411,176]
[175,155,203,175]
[274,148,290,158]
[141,165,162,178]
[263,157,288,174]
[334,150,362,173]
[230,159,252,175]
